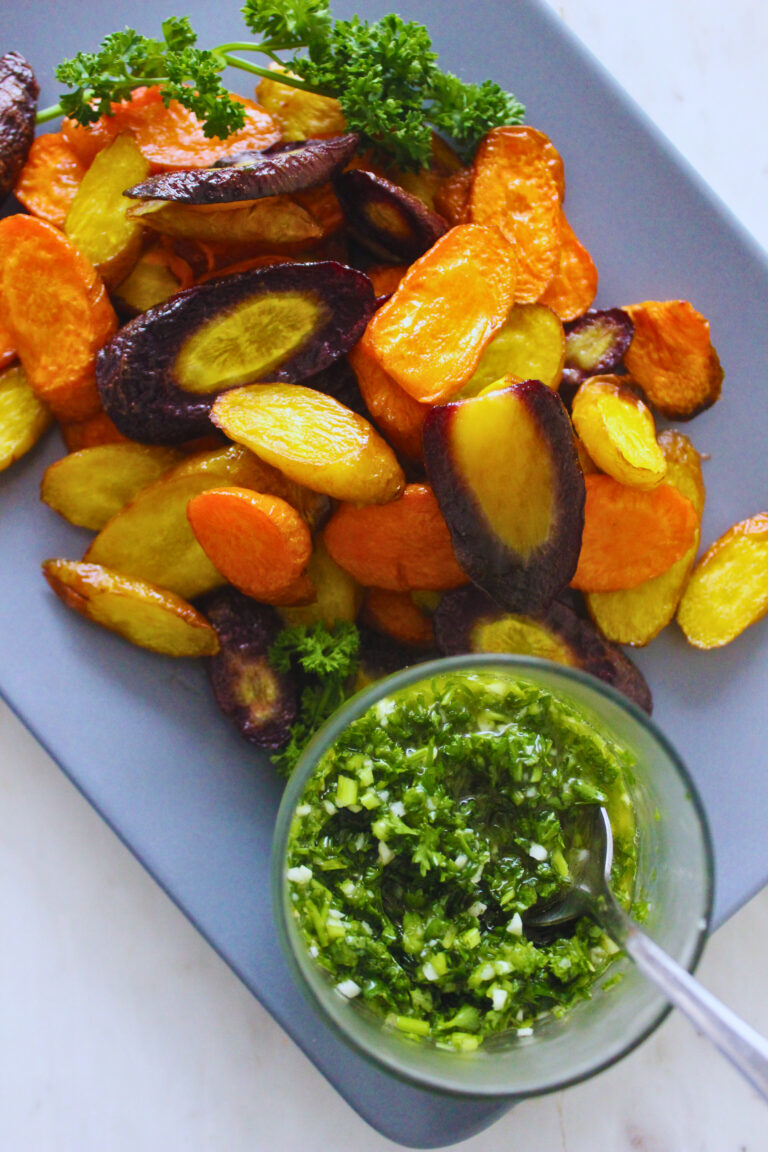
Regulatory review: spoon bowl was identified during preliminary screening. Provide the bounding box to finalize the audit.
[525,804,614,933]
[527,803,768,1103]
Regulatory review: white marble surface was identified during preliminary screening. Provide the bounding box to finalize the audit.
[2,1,768,1148]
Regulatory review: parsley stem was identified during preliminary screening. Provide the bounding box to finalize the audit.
[34,55,315,128]
[36,103,64,124]
[215,40,301,55]
[218,53,315,93]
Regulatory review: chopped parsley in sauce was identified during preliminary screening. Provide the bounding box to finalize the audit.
[285,670,638,1050]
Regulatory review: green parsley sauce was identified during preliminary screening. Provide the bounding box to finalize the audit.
[285,670,638,1051]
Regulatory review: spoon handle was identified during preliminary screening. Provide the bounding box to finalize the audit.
[614,908,768,1103]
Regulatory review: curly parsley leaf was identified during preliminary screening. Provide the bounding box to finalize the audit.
[161,15,198,53]
[269,621,360,777]
[241,0,332,51]
[288,12,439,168]
[54,27,169,123]
[49,1,524,165]
[54,19,246,137]
[162,47,247,137]
[427,73,526,161]
[269,619,359,678]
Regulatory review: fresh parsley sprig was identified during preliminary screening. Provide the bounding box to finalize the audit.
[37,0,524,169]
[268,621,360,777]
[47,17,246,138]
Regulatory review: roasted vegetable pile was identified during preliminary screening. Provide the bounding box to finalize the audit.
[1,18,767,773]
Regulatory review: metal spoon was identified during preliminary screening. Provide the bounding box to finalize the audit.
[526,805,768,1101]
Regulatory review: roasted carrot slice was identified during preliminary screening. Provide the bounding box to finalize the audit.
[257,66,346,141]
[170,442,329,530]
[0,361,52,472]
[677,513,768,648]
[42,558,220,657]
[424,378,584,614]
[347,340,427,462]
[161,235,272,280]
[113,241,196,314]
[279,538,362,629]
[585,430,705,645]
[60,410,130,452]
[366,264,409,298]
[118,88,279,170]
[212,383,405,505]
[63,86,280,172]
[0,215,117,421]
[194,253,293,286]
[362,587,436,649]
[433,166,473,226]
[323,483,468,591]
[41,443,183,530]
[503,126,566,200]
[539,211,598,322]
[572,474,699,592]
[468,126,562,304]
[128,195,325,250]
[362,223,517,404]
[571,375,666,490]
[459,303,565,396]
[292,182,346,239]
[187,486,315,605]
[623,299,723,419]
[13,131,86,228]
[0,313,16,370]
[83,443,309,601]
[64,132,150,288]
[62,87,162,165]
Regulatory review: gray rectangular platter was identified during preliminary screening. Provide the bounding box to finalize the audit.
[1,0,767,1145]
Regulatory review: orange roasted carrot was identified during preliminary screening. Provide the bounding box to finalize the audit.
[362,224,517,404]
[292,182,345,238]
[539,211,598,322]
[347,340,427,462]
[60,410,130,452]
[362,587,436,649]
[128,239,198,291]
[433,166,473,226]
[366,264,409,298]
[187,486,314,605]
[112,240,197,314]
[571,474,699,592]
[0,216,117,422]
[128,91,280,171]
[64,86,280,173]
[14,132,86,228]
[158,235,294,280]
[468,126,562,304]
[0,313,16,371]
[195,253,294,284]
[154,239,197,290]
[323,483,468,591]
[62,87,162,164]
[623,299,723,420]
